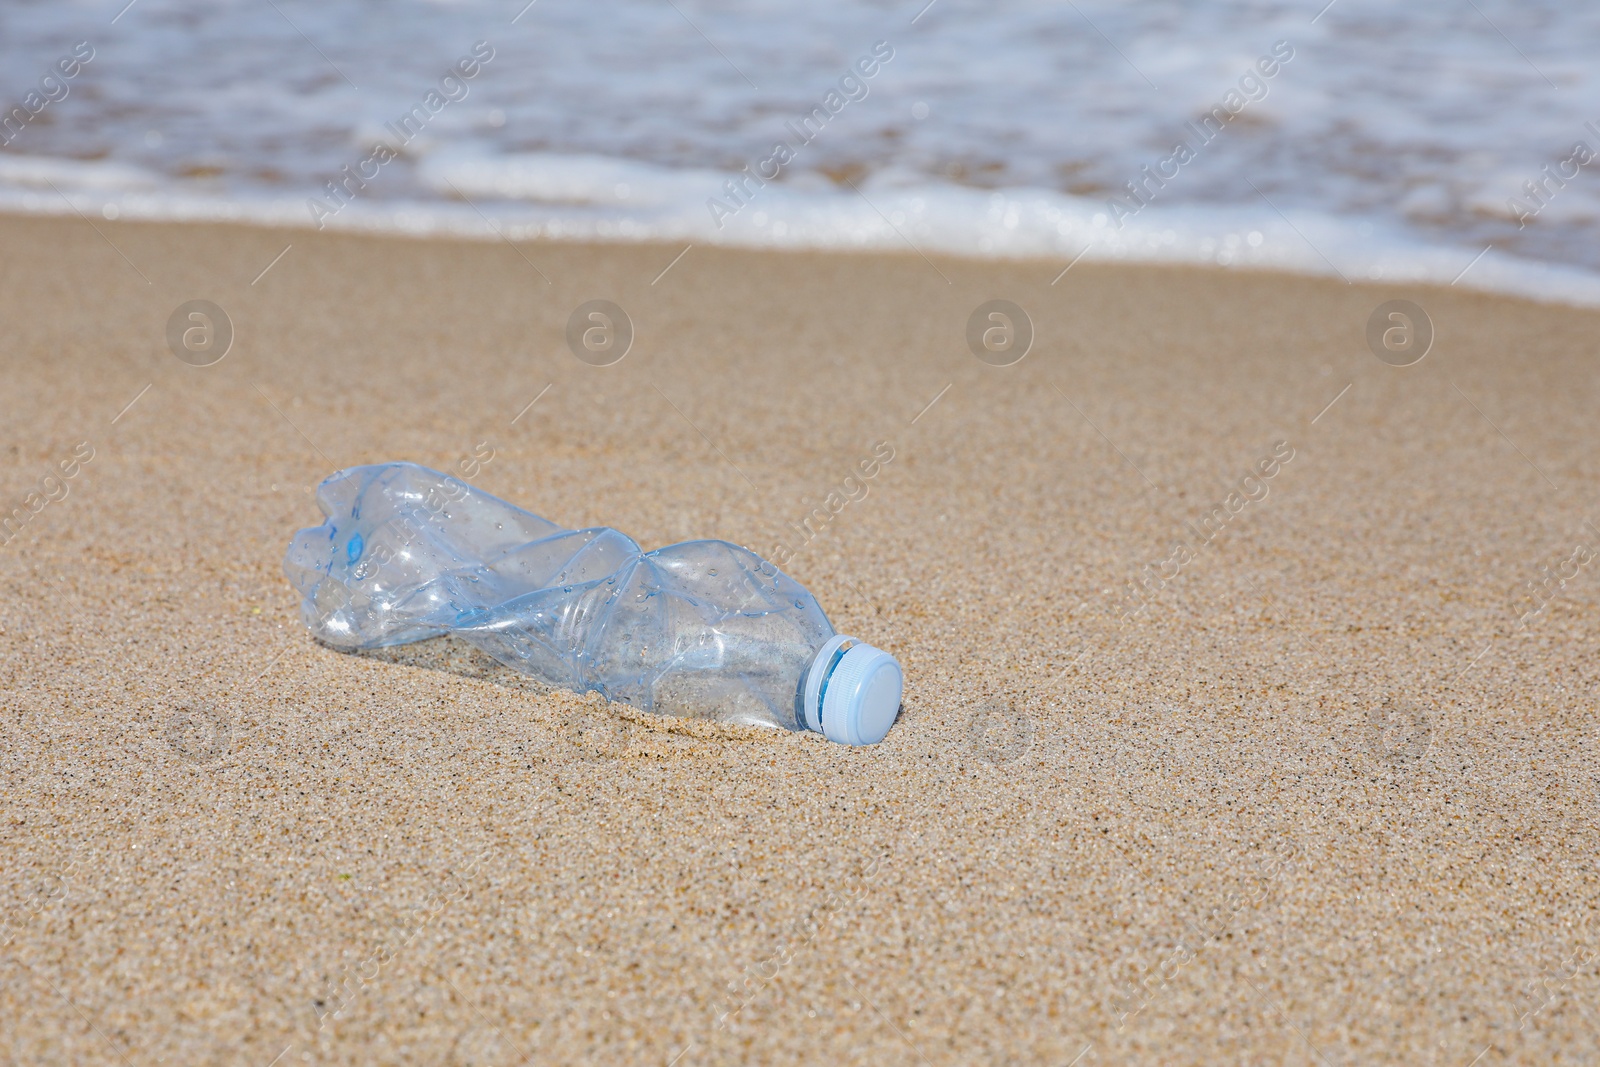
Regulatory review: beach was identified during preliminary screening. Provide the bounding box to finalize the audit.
[2,213,1598,1064]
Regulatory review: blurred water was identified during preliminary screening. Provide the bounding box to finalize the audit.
[2,0,1598,300]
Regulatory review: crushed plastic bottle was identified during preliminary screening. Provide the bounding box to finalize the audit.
[284,462,903,746]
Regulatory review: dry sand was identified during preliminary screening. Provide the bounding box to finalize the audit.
[1,213,1598,1065]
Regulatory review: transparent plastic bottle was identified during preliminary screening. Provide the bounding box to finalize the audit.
[283,463,903,746]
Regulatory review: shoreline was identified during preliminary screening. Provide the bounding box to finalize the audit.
[4,171,1600,309]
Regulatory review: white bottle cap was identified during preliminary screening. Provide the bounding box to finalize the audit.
[802,635,903,746]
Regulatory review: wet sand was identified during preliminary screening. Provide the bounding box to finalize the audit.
[1,213,1598,1065]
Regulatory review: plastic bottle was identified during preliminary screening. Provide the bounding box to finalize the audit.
[283,463,903,746]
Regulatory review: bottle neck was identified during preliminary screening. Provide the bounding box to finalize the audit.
[801,634,859,734]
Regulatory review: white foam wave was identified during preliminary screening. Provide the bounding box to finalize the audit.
[7,150,1600,308]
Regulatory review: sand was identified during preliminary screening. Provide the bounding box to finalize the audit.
[1,212,1598,1065]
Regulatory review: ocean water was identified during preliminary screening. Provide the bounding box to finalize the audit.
[3,0,1599,303]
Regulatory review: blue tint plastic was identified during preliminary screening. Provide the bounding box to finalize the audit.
[284,463,902,744]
